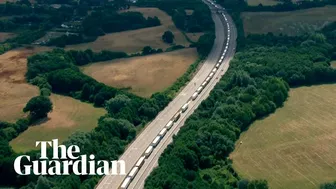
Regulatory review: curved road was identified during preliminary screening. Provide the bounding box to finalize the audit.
[96,2,237,189]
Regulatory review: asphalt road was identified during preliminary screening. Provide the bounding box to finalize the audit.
[96,2,237,189]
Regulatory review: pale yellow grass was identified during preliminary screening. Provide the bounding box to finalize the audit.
[0,32,16,42]
[66,7,190,53]
[185,32,204,42]
[0,46,51,122]
[185,9,194,15]
[10,94,106,152]
[82,48,198,97]
[331,61,336,68]
[242,6,336,36]
[231,84,336,189]
[247,0,280,6]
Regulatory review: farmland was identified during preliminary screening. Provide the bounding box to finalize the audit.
[0,46,50,122]
[231,84,336,189]
[66,7,191,53]
[247,0,280,6]
[185,32,204,42]
[331,61,336,68]
[10,94,106,152]
[0,32,16,43]
[82,48,199,97]
[242,6,336,36]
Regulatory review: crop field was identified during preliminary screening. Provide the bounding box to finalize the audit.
[247,0,280,6]
[242,6,336,36]
[331,61,336,68]
[185,32,204,42]
[66,7,191,53]
[231,84,336,189]
[0,46,50,122]
[0,32,16,42]
[10,94,106,152]
[82,48,198,97]
[0,0,15,3]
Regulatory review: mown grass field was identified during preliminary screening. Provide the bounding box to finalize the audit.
[66,7,191,53]
[10,94,106,152]
[82,48,199,97]
[231,84,336,189]
[242,6,336,36]
[0,46,50,122]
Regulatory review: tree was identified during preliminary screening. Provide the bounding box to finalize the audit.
[321,182,336,189]
[142,46,153,55]
[247,180,268,189]
[105,94,131,114]
[35,176,52,189]
[23,96,52,121]
[162,30,174,43]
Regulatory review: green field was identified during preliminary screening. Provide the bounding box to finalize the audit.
[10,94,106,152]
[242,6,336,36]
[231,84,336,189]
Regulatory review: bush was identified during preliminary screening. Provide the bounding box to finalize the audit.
[23,96,53,121]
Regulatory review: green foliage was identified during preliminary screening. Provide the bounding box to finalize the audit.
[247,180,268,189]
[162,30,174,43]
[67,49,128,66]
[196,33,215,57]
[35,176,53,189]
[23,96,53,121]
[321,181,336,189]
[47,34,97,47]
[142,46,163,55]
[138,0,214,32]
[40,88,51,96]
[105,94,131,114]
[7,30,46,44]
[83,11,161,37]
[165,45,185,52]
[0,43,17,55]
[26,48,76,80]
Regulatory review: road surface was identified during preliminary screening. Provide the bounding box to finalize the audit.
[96,2,237,189]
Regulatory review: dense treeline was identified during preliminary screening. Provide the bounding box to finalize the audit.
[137,0,214,32]
[47,34,97,47]
[144,24,336,188]
[82,11,161,36]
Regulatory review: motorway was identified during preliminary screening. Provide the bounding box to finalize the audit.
[96,2,237,189]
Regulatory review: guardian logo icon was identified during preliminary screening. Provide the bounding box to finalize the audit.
[14,139,126,176]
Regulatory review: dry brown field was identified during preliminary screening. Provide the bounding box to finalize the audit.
[331,61,336,68]
[82,48,198,97]
[10,94,106,152]
[185,32,204,42]
[242,6,336,36]
[65,7,191,53]
[0,46,51,122]
[247,0,281,6]
[0,32,16,42]
[231,84,336,189]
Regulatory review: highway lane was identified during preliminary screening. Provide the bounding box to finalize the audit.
[96,3,236,189]
[127,8,238,189]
